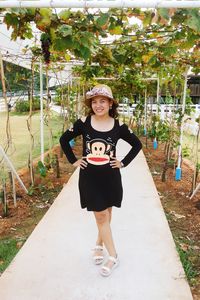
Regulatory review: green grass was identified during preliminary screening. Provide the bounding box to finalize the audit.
[0,111,63,170]
[174,236,200,285]
[0,238,25,274]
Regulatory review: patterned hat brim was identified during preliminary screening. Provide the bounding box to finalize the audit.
[85,94,117,106]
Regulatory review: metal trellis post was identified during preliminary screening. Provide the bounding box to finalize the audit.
[0,145,28,194]
[175,68,189,180]
[40,59,44,164]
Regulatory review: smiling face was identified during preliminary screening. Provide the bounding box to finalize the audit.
[91,96,113,117]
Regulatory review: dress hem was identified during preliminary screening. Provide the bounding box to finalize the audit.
[81,204,122,212]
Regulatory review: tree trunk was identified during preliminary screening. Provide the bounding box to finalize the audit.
[55,154,60,178]
[161,142,170,182]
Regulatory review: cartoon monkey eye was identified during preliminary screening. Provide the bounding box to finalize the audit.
[95,147,98,151]
[99,147,102,151]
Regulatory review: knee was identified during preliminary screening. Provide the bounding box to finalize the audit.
[95,210,109,225]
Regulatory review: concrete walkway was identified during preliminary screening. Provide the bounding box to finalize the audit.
[0,140,193,300]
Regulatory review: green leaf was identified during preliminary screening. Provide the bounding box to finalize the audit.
[26,8,36,16]
[39,8,52,18]
[118,65,124,74]
[80,46,91,60]
[87,13,94,22]
[64,53,71,61]
[23,25,34,39]
[160,46,177,56]
[171,10,185,25]
[158,8,170,20]
[59,9,71,21]
[58,25,72,37]
[185,12,200,32]
[173,30,186,41]
[109,25,123,35]
[142,54,154,63]
[50,28,57,41]
[96,13,110,27]
[80,36,90,47]
[37,161,47,178]
[35,8,52,30]
[4,13,18,28]
[148,55,157,65]
[36,16,52,29]
[180,38,196,50]
[143,11,153,27]
[53,36,73,51]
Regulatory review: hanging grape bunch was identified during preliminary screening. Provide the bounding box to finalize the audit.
[40,33,51,64]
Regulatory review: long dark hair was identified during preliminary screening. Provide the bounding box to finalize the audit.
[86,100,119,119]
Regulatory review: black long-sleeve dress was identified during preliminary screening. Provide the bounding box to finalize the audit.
[60,115,142,212]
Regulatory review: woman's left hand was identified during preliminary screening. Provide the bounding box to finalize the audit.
[110,157,123,169]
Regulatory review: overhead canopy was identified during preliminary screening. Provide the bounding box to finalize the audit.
[0,2,199,86]
[0,22,74,87]
[0,0,200,8]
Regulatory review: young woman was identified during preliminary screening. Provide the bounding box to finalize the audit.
[60,84,142,277]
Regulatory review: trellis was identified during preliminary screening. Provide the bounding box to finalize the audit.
[0,0,200,8]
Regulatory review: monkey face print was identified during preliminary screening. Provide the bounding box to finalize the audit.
[86,138,114,166]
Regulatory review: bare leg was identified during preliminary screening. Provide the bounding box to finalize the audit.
[96,207,112,247]
[93,208,117,258]
[94,208,112,261]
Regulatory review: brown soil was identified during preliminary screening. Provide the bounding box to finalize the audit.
[142,137,200,300]
[0,140,82,250]
[0,137,200,299]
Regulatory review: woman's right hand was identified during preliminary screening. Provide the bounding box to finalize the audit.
[73,158,88,169]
